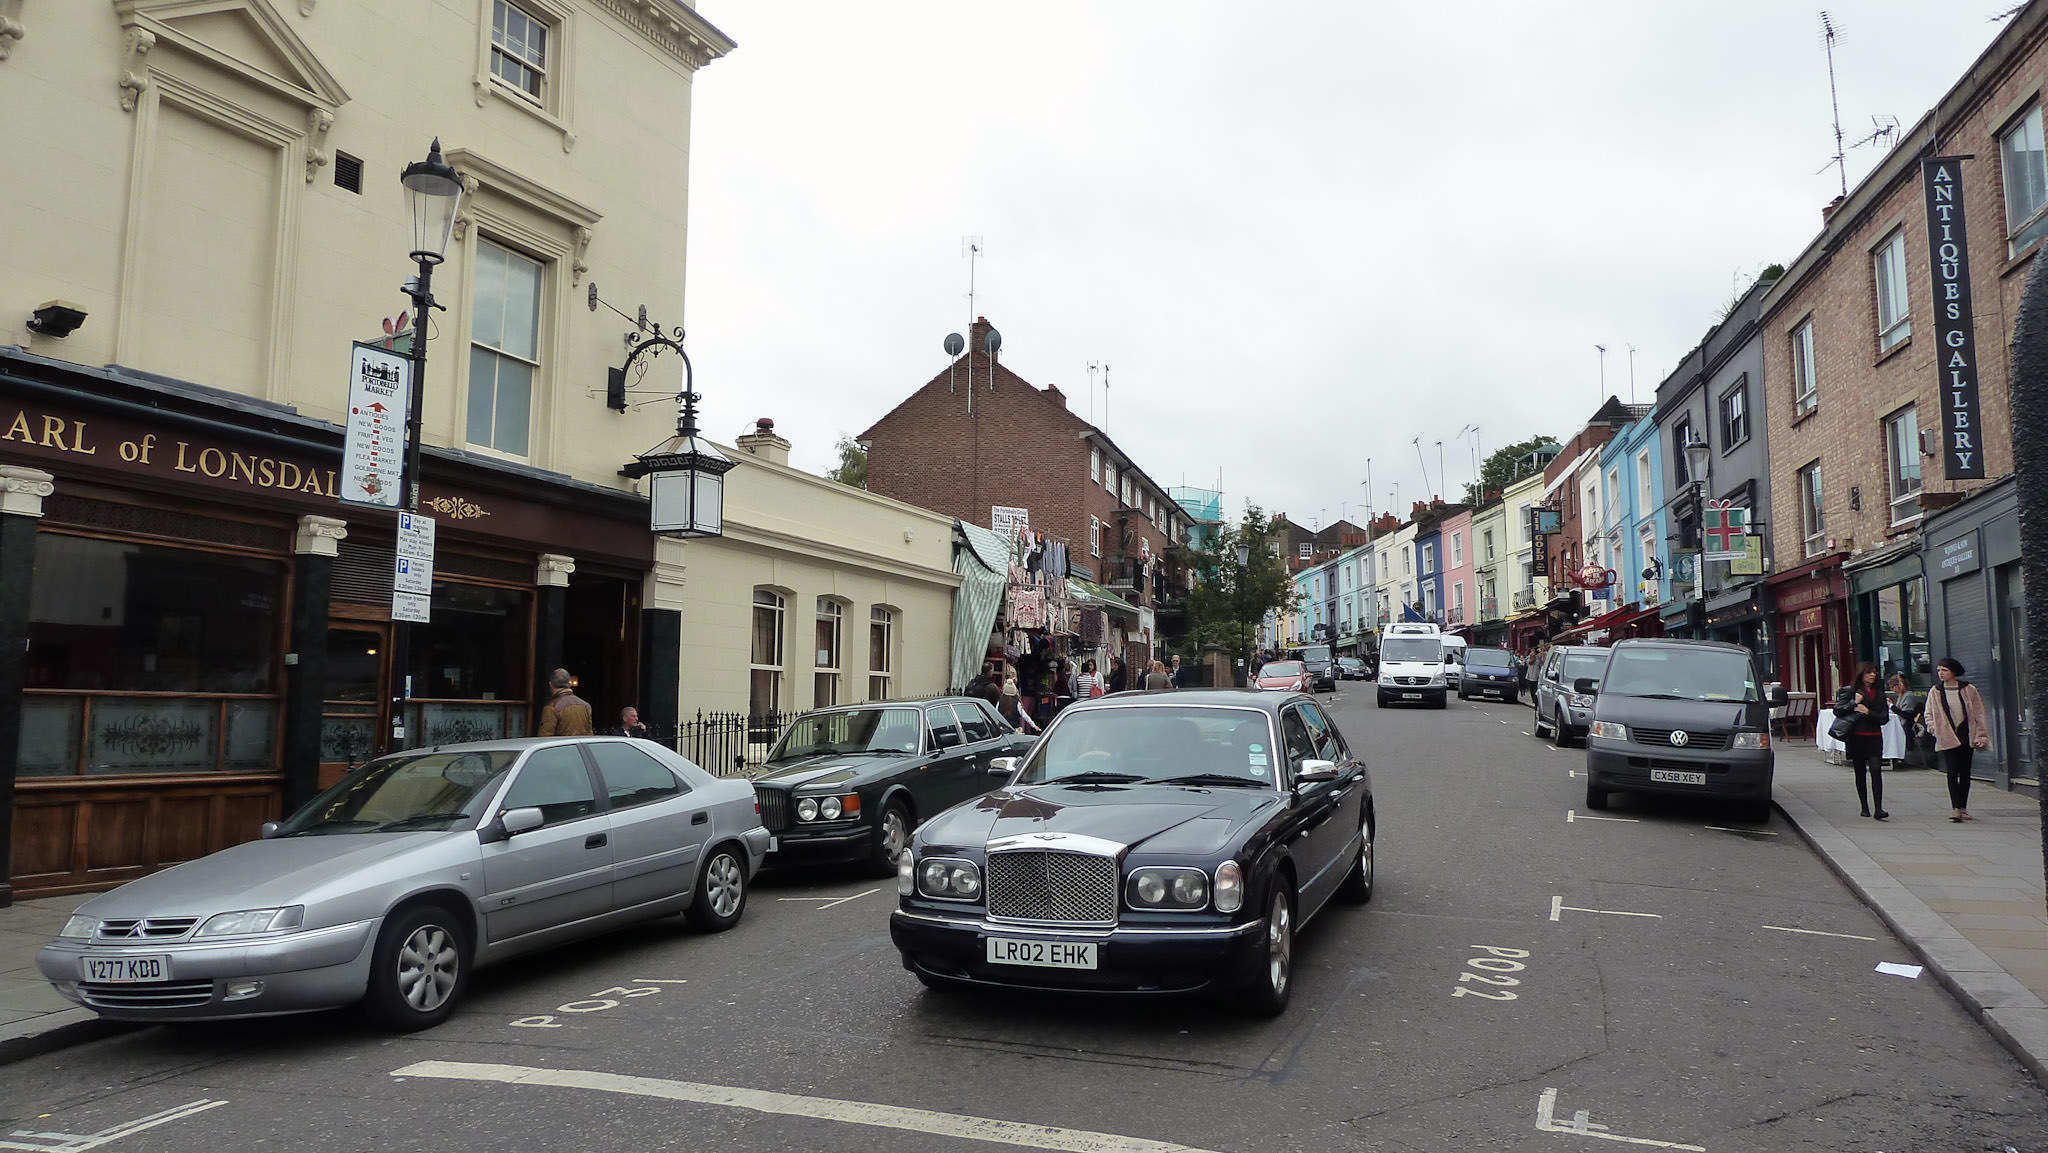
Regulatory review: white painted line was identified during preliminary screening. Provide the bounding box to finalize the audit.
[393,1062,1224,1152]
[2,1100,229,1152]
[1550,895,1661,922]
[1534,1089,1704,1150]
[1702,825,1777,836]
[1567,810,1638,824]
[628,978,692,984]
[776,887,881,911]
[1760,925,1877,942]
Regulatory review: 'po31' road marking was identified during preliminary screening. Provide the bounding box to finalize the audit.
[391,1061,1227,1153]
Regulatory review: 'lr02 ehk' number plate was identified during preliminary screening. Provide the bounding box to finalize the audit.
[986,937,1097,969]
[81,955,169,983]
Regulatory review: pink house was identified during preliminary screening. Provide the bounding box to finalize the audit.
[1440,508,1476,630]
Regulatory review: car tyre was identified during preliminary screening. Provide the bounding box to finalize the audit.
[1585,780,1609,810]
[1245,884,1295,1017]
[686,843,749,932]
[1337,818,1374,904]
[1745,800,1773,825]
[363,904,470,1033]
[1376,691,1390,708]
[869,799,913,878]
[1551,710,1574,748]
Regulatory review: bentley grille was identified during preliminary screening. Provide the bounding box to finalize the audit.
[754,788,791,833]
[985,850,1118,924]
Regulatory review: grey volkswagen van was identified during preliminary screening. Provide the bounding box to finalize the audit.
[1581,639,1786,822]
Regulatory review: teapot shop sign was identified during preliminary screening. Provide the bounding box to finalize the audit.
[0,400,342,500]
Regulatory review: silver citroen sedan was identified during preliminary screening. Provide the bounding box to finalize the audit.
[37,737,769,1031]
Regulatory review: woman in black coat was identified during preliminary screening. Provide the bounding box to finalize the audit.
[1833,663,1889,819]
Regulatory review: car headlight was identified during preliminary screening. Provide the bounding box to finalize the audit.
[796,797,820,822]
[1732,731,1770,750]
[820,796,842,821]
[1568,693,1595,709]
[1213,861,1245,914]
[915,857,982,900]
[897,851,915,896]
[59,915,96,939]
[1589,721,1629,741]
[1126,866,1208,911]
[196,907,304,937]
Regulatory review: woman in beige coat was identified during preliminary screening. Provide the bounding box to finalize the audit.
[1926,657,1991,822]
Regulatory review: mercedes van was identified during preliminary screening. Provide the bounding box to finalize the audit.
[1376,624,1447,708]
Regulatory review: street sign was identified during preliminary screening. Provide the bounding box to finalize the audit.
[1703,500,1750,562]
[343,342,411,508]
[392,511,434,623]
[991,506,1029,537]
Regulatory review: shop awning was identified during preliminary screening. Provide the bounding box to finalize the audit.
[1553,603,1664,646]
[1068,576,1140,618]
[950,521,1012,691]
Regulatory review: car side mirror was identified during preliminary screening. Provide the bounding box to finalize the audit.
[1295,758,1339,785]
[260,821,282,839]
[989,756,1019,776]
[1767,685,1789,707]
[499,807,545,837]
[1573,677,1598,695]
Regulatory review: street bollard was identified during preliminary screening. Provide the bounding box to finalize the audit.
[2008,247,2048,917]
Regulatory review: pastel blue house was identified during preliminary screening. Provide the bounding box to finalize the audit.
[1601,409,1668,613]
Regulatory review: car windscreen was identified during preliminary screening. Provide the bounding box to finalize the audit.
[1298,645,1332,663]
[278,750,520,835]
[1563,652,1609,682]
[1603,648,1760,702]
[1381,638,1441,663]
[1465,648,1515,670]
[1016,706,1278,787]
[1262,661,1305,676]
[771,707,924,758]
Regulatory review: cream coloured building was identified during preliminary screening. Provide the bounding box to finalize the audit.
[0,1,748,900]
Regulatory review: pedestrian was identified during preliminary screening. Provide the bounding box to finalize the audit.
[1075,658,1104,699]
[997,678,1040,734]
[1108,653,1128,693]
[1169,654,1186,688]
[538,668,594,736]
[1888,673,1926,763]
[618,706,650,740]
[1143,660,1173,691]
[1927,657,1991,822]
[966,661,999,700]
[1831,663,1888,819]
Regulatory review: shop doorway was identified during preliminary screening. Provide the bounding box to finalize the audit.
[319,623,388,788]
[563,573,641,735]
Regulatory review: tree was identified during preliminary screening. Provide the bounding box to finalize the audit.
[826,435,867,488]
[1184,505,1299,663]
[1463,436,1558,504]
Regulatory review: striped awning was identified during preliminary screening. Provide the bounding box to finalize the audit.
[950,521,1011,690]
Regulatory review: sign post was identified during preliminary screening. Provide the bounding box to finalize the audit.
[393,512,435,624]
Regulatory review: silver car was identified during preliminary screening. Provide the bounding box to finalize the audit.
[37,737,769,1031]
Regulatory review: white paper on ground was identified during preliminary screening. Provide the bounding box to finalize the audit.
[1875,962,1924,978]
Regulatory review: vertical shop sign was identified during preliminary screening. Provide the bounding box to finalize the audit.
[1922,157,1985,479]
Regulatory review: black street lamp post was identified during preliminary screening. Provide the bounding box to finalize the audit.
[1235,542,1251,684]
[387,139,464,751]
[1684,434,1711,639]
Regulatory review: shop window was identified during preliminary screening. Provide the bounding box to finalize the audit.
[868,606,895,700]
[1799,462,1825,558]
[405,581,533,744]
[468,239,543,456]
[21,533,285,776]
[815,597,843,707]
[1868,580,1929,687]
[751,589,785,720]
[1790,319,1818,416]
[2001,104,2048,257]
[1873,230,1911,352]
[1884,405,1923,525]
[1720,378,1750,450]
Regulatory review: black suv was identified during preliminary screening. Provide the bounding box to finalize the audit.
[1581,639,1787,822]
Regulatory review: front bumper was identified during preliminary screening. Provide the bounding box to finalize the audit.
[1586,742,1774,800]
[762,820,874,867]
[1463,677,1518,698]
[36,919,378,1021]
[890,907,1267,995]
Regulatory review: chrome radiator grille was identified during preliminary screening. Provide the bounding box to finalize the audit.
[94,917,198,941]
[985,851,1118,924]
[754,788,790,833]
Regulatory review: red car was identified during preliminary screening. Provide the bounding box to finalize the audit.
[1253,660,1311,692]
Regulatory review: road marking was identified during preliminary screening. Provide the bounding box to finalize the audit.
[1566,810,1637,823]
[1534,1088,1704,1150]
[1762,925,1877,942]
[391,1061,1225,1153]
[1550,895,1662,922]
[776,887,881,910]
[1702,826,1777,836]
[629,978,692,984]
[1,1100,228,1152]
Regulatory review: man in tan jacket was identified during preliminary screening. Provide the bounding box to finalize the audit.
[538,667,593,736]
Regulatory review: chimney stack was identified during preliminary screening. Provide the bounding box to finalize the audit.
[1821,194,1847,224]
[1043,383,1066,408]
[735,417,791,467]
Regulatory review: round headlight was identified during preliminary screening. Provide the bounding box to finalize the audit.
[820,796,843,820]
[920,860,949,892]
[1214,861,1245,914]
[952,866,981,898]
[1137,873,1167,905]
[796,797,820,822]
[1172,871,1207,906]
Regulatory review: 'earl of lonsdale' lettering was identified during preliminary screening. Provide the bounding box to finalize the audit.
[2,405,339,498]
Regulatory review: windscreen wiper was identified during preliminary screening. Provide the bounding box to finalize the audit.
[1152,773,1270,788]
[1046,771,1144,784]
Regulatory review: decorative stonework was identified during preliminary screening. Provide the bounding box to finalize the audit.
[588,0,733,71]
[118,26,155,111]
[298,0,314,14]
[572,226,592,285]
[304,107,333,182]
[0,465,54,518]
[537,553,576,588]
[0,0,27,61]
[293,514,348,557]
[449,173,482,243]
[423,493,490,520]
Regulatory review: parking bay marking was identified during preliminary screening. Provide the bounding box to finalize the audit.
[1702,825,1777,836]
[777,887,881,911]
[1534,1088,1704,1150]
[1,1099,228,1152]
[1762,925,1877,942]
[1566,810,1637,823]
[391,1061,1228,1153]
[1550,896,1662,923]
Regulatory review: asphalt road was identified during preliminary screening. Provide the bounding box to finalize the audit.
[5,688,2047,1153]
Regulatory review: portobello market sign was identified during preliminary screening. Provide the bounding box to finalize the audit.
[1,402,343,500]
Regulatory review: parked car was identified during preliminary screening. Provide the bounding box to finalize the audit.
[1583,639,1787,821]
[1253,660,1312,693]
[752,698,1036,876]
[1457,647,1521,702]
[1296,644,1339,693]
[37,738,767,1031]
[1336,656,1370,681]
[890,689,1374,1016]
[1532,645,1613,746]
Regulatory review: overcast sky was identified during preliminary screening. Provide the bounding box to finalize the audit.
[682,2,2017,533]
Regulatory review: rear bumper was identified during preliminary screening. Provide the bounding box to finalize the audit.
[891,908,1266,995]
[1586,743,1775,799]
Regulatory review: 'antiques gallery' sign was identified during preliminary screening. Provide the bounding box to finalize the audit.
[1922,156,1985,480]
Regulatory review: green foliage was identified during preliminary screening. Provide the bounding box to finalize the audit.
[826,435,867,487]
[1184,505,1300,661]
[1463,436,1556,505]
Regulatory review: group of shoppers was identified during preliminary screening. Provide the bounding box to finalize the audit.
[1832,657,1989,823]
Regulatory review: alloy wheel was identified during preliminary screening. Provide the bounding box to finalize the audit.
[1266,892,1293,997]
[396,925,459,1012]
[707,852,745,919]
[880,808,909,863]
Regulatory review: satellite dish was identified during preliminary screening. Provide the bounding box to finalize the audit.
[984,328,1002,355]
[944,333,965,357]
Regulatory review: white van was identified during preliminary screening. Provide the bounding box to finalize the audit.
[1439,634,1467,688]
[1377,626,1448,709]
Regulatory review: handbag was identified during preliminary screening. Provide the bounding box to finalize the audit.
[1828,711,1857,742]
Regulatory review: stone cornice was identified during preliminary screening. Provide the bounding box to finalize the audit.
[587,0,734,71]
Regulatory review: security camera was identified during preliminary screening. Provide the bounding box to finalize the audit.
[27,301,87,339]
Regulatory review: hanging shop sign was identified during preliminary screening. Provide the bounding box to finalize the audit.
[342,342,411,508]
[1922,156,1985,480]
[1727,534,1765,576]
[1702,500,1751,562]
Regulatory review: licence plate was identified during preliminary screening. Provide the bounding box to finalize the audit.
[1650,769,1708,786]
[1402,693,1422,700]
[985,937,1097,970]
[768,836,778,852]
[80,955,170,983]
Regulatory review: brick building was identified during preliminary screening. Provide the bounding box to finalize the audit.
[859,318,1192,666]
[1538,397,1637,628]
[1758,4,2044,782]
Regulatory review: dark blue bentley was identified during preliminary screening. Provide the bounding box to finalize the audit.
[889,690,1375,1016]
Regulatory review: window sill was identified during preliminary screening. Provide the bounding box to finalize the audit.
[1790,405,1819,428]
[1874,336,1912,367]
[2001,235,2043,279]
[1720,434,1750,456]
[476,75,576,152]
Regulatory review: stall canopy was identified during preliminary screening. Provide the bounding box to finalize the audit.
[1552,603,1665,647]
[1067,576,1140,618]
[950,521,1011,691]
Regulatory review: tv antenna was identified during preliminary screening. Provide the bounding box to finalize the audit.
[1850,114,1900,153]
[1595,343,1607,402]
[1819,11,1848,198]
[1088,360,1100,423]
[962,236,984,325]
[1626,343,1638,404]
